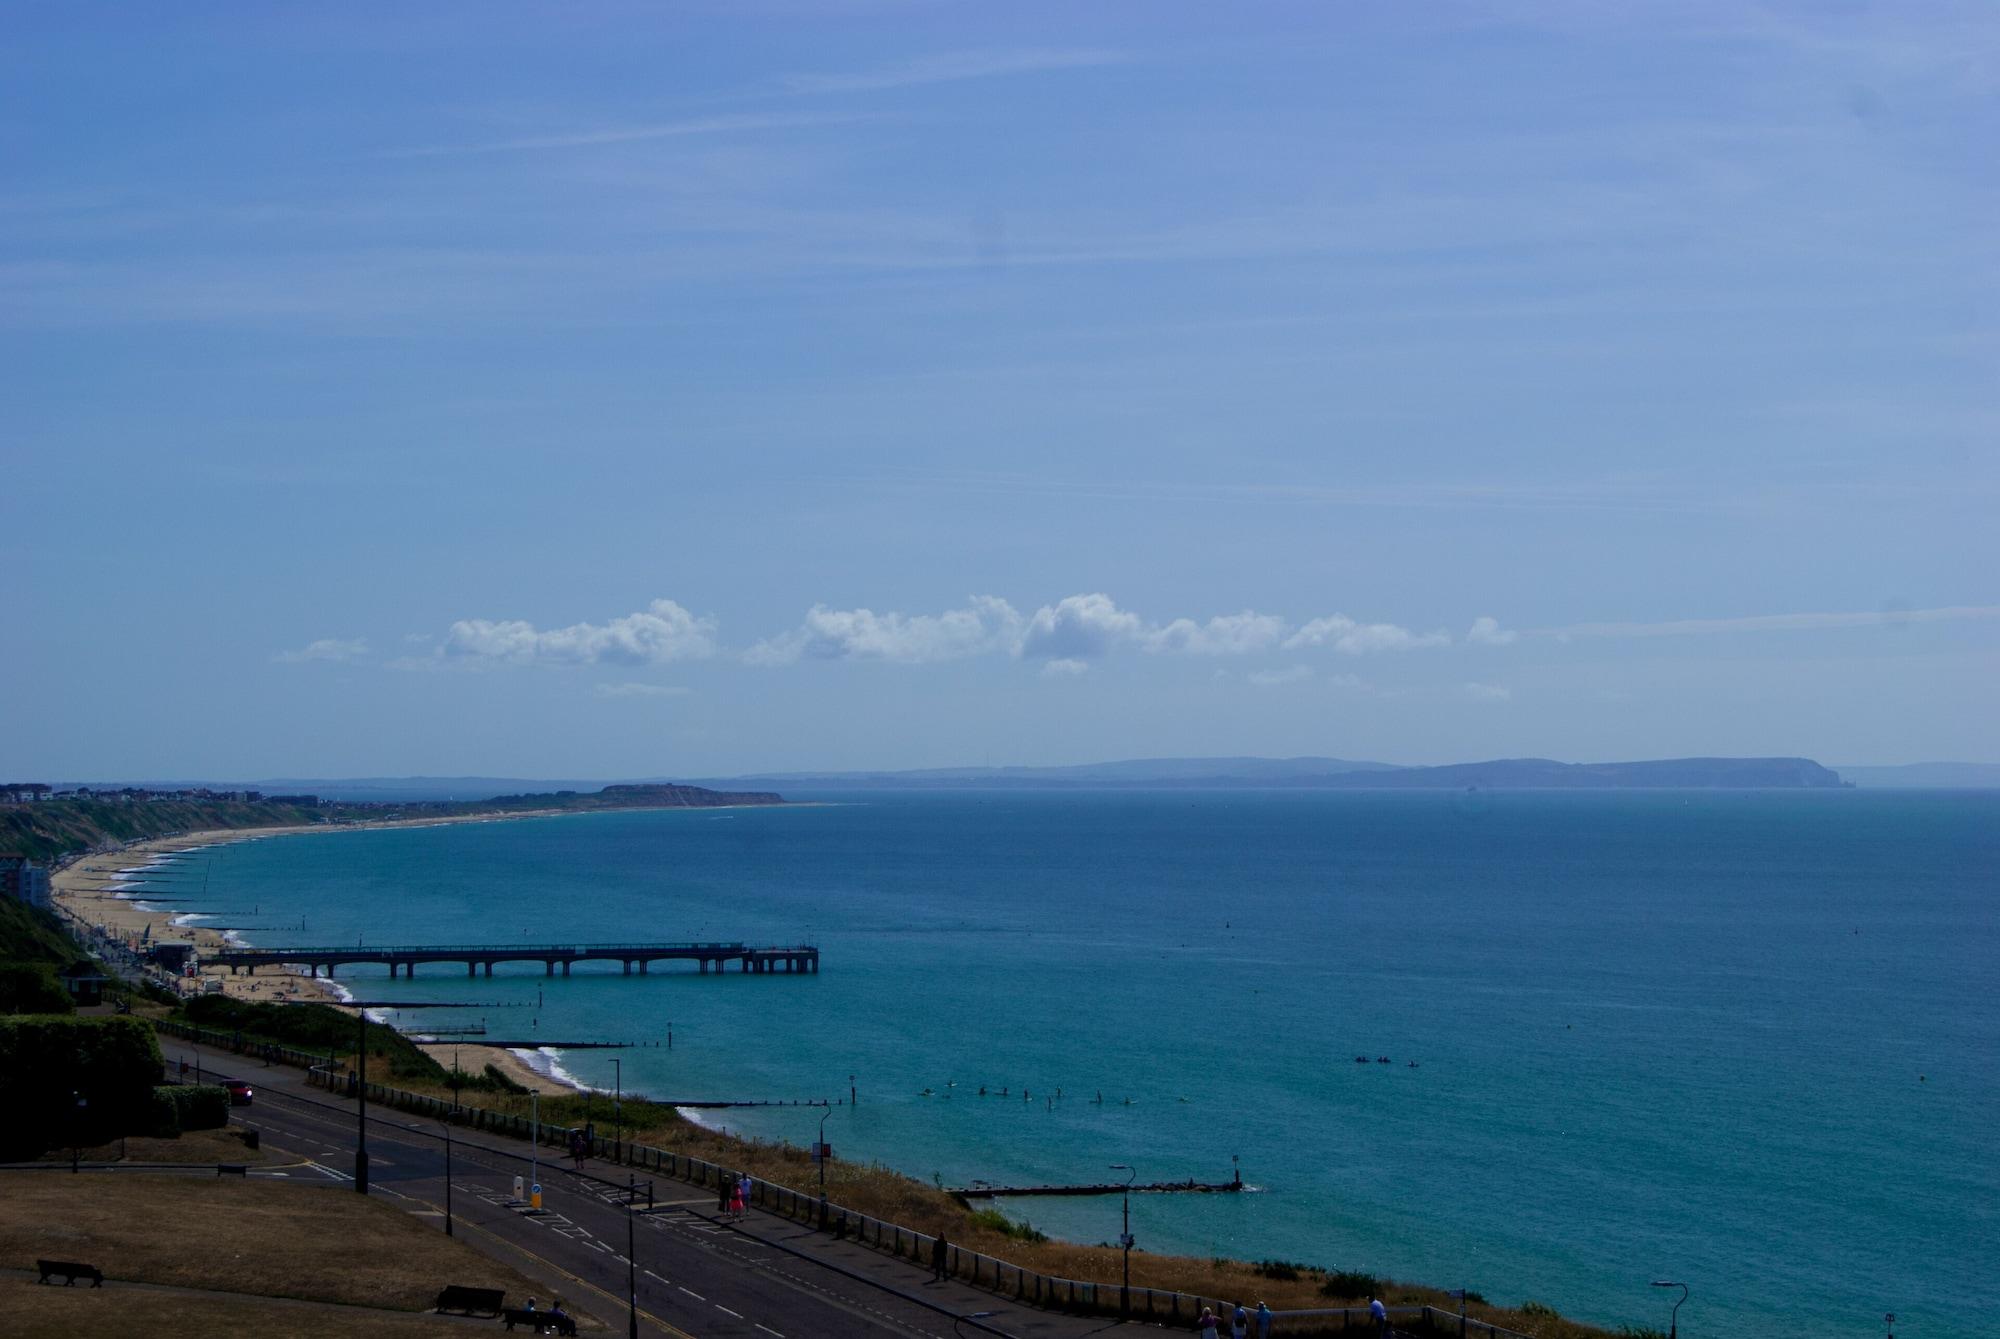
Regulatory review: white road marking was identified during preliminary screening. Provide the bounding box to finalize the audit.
[716,1305,742,1318]
[644,1270,670,1285]
[679,1287,705,1300]
[756,1326,785,1337]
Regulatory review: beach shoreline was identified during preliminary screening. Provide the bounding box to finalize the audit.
[52,815,591,1096]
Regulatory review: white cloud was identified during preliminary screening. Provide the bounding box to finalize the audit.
[1284,614,1451,655]
[1248,665,1313,687]
[442,599,717,667]
[389,112,864,158]
[1325,673,1372,691]
[1465,616,1518,646]
[781,49,1127,97]
[1018,593,1146,660]
[1462,681,1513,702]
[1540,603,2000,641]
[1147,611,1287,656]
[746,597,1022,665]
[1039,658,1091,679]
[274,637,368,664]
[592,682,692,699]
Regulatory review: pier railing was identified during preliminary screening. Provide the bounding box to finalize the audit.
[155,1017,1530,1337]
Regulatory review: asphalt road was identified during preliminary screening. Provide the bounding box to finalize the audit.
[164,1037,1145,1339]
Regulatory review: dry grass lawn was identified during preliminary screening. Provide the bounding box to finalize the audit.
[0,1276,492,1338]
[0,1174,544,1314]
[37,1126,282,1166]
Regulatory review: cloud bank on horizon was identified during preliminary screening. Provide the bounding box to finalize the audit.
[330,595,2000,677]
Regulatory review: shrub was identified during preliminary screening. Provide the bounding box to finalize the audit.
[1320,1270,1380,1299]
[968,1208,1048,1243]
[0,962,74,1014]
[166,1084,230,1131]
[1520,1301,1561,1318]
[181,996,443,1081]
[1254,1260,1309,1281]
[0,1014,163,1157]
[147,1087,183,1138]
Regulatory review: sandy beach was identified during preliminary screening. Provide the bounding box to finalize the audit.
[52,818,578,1095]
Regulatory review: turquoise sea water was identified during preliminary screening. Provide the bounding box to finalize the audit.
[159,791,1995,1336]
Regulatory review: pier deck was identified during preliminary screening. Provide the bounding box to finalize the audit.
[948,1176,1243,1198]
[206,940,819,979]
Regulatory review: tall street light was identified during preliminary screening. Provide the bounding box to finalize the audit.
[626,1173,640,1339]
[817,1105,833,1228]
[612,1057,622,1164]
[354,1011,370,1194]
[1651,1280,1688,1339]
[1109,1163,1136,1318]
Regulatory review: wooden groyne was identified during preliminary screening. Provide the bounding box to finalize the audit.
[949,1175,1243,1199]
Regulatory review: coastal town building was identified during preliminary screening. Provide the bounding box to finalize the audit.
[0,856,52,908]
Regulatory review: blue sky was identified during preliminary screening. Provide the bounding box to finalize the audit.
[4,2,1994,779]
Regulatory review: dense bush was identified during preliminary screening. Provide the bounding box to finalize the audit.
[1320,1270,1381,1299]
[147,1086,183,1138]
[0,1015,163,1157]
[182,995,443,1081]
[1254,1259,1308,1281]
[0,961,74,1015]
[164,1084,230,1131]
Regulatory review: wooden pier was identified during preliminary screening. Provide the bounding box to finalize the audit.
[205,940,820,980]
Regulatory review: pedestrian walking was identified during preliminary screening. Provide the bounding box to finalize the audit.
[1370,1296,1389,1337]
[1232,1303,1249,1338]
[1198,1306,1218,1334]
[931,1233,949,1280]
[729,1175,747,1219]
[1254,1300,1273,1339]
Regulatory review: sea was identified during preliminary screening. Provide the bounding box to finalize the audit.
[136,790,1996,1337]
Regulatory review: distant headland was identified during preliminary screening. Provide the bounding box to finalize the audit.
[693,755,1853,791]
[0,782,783,863]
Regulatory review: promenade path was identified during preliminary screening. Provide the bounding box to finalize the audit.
[159,1034,1138,1339]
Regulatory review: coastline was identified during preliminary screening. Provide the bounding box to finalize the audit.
[52,816,585,1096]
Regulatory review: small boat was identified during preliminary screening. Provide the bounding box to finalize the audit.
[1355,1055,1370,1064]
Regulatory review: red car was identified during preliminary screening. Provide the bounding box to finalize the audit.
[222,1080,254,1106]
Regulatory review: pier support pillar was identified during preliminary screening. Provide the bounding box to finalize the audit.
[545,960,555,977]
[484,962,494,977]
[622,960,631,976]
[562,961,571,977]
[468,962,476,978]
[639,960,648,975]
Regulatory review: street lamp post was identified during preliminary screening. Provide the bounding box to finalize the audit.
[354,1011,369,1194]
[613,1057,622,1164]
[528,1090,541,1212]
[1651,1280,1688,1339]
[817,1106,833,1228]
[626,1174,639,1339]
[441,1120,454,1237]
[1110,1163,1136,1318]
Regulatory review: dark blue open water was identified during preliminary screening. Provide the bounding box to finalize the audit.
[163,791,1996,1336]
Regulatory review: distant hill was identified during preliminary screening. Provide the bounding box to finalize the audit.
[1300,756,1847,789]
[691,755,1845,790]
[1831,762,2000,789]
[690,756,1400,790]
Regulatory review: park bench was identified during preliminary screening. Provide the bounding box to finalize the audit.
[502,1308,578,1335]
[37,1259,104,1287]
[433,1284,506,1316]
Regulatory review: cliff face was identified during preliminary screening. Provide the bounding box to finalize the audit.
[0,798,324,863]
[1,783,787,864]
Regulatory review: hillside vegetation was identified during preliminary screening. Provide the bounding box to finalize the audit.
[0,783,784,865]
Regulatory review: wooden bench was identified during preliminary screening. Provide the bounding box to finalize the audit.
[502,1308,578,1335]
[37,1259,104,1287]
[433,1284,506,1317]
